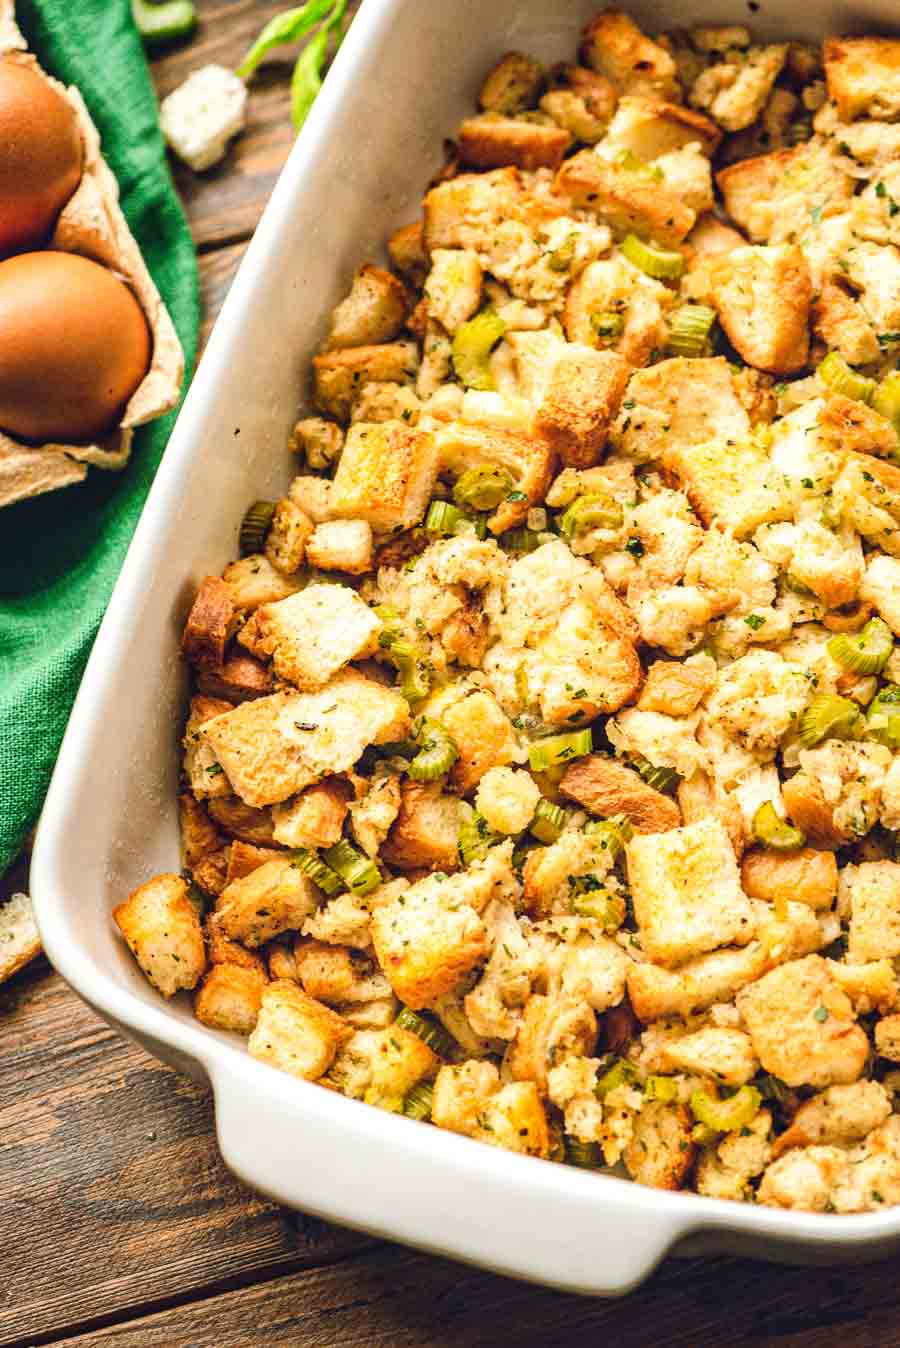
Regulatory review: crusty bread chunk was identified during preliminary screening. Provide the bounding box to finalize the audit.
[199,672,410,809]
[304,520,373,575]
[380,781,462,873]
[602,94,721,159]
[478,51,544,114]
[248,981,352,1081]
[844,861,900,965]
[370,872,489,1008]
[580,10,678,99]
[560,754,681,833]
[265,497,314,576]
[195,963,268,1034]
[313,344,418,422]
[626,817,755,967]
[222,554,304,612]
[432,1060,550,1157]
[179,791,221,869]
[181,576,237,671]
[113,874,206,998]
[323,264,408,351]
[554,150,695,246]
[623,1100,695,1191]
[534,345,630,469]
[710,243,811,374]
[737,955,869,1088]
[272,777,352,850]
[610,356,750,464]
[330,420,440,532]
[717,142,853,244]
[213,858,321,948]
[0,892,41,985]
[458,114,571,172]
[627,942,768,1022]
[443,690,517,795]
[253,584,381,690]
[824,37,900,122]
[741,848,837,912]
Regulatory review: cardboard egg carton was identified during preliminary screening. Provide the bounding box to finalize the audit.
[0,2,184,507]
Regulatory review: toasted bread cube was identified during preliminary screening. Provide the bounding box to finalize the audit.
[304,520,373,575]
[562,256,671,367]
[348,773,402,860]
[214,858,320,948]
[689,43,787,132]
[432,1061,550,1157]
[580,11,678,99]
[267,943,299,982]
[323,264,408,351]
[638,658,715,716]
[664,433,792,536]
[478,51,543,113]
[197,651,273,704]
[457,114,572,172]
[824,37,900,122]
[627,942,768,1022]
[860,555,900,636]
[208,797,276,845]
[610,356,750,463]
[295,939,390,1006]
[194,963,268,1034]
[538,598,642,726]
[829,960,897,1017]
[288,475,334,524]
[222,555,304,612]
[815,282,882,367]
[191,848,229,899]
[330,420,440,532]
[370,874,488,1008]
[540,65,618,144]
[627,817,755,967]
[289,416,344,471]
[710,243,811,374]
[534,345,630,469]
[181,576,237,671]
[424,249,483,335]
[876,1014,900,1062]
[264,498,313,576]
[818,393,898,461]
[313,343,418,422]
[114,874,206,998]
[205,916,266,971]
[380,781,462,872]
[843,861,900,964]
[434,420,555,534]
[443,690,517,795]
[507,995,597,1091]
[560,755,680,834]
[387,220,429,279]
[554,151,695,246]
[475,766,540,836]
[834,454,900,559]
[248,980,351,1080]
[422,167,523,253]
[655,143,714,215]
[200,673,410,809]
[180,792,221,869]
[254,584,380,691]
[660,1026,758,1086]
[623,1100,695,1191]
[602,94,721,159]
[771,1081,892,1158]
[717,144,854,245]
[272,777,352,849]
[741,848,838,912]
[364,1024,439,1111]
[224,841,283,886]
[183,695,234,800]
[737,955,869,1088]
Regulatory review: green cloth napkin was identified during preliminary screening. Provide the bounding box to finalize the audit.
[0,0,200,874]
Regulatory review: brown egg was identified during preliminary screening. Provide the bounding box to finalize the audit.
[0,251,152,443]
[0,60,83,256]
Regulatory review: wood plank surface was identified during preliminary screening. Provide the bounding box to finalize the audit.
[5,2,900,1346]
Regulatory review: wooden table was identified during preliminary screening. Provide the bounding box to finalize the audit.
[4,3,900,1343]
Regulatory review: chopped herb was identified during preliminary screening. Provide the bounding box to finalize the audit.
[813,1005,829,1023]
[801,477,814,488]
[506,490,528,503]
[744,613,765,631]
[624,537,645,558]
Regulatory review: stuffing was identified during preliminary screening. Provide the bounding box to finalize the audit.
[536,921,631,1013]
[506,993,598,1092]
[717,142,854,245]
[323,264,408,351]
[554,151,695,246]
[432,1061,550,1157]
[183,696,234,799]
[757,1143,849,1211]
[704,649,810,756]
[380,781,462,872]
[655,143,715,215]
[783,741,891,848]
[812,285,882,367]
[695,1109,772,1202]
[478,51,544,114]
[113,874,207,998]
[540,65,618,144]
[610,356,750,464]
[637,655,717,716]
[442,690,517,795]
[772,1081,892,1158]
[689,43,787,132]
[294,940,392,1009]
[289,416,344,471]
[664,432,793,537]
[253,584,380,690]
[823,37,900,122]
[623,1099,696,1191]
[222,554,304,612]
[860,555,900,636]
[629,583,713,657]
[833,454,900,560]
[626,487,704,586]
[370,870,490,1008]
[709,243,811,374]
[627,942,768,1022]
[844,861,900,964]
[607,706,703,782]
[303,887,373,950]
[304,520,373,576]
[464,901,539,1039]
[740,848,838,912]
[829,960,898,1017]
[194,963,268,1035]
[682,531,776,619]
[179,792,221,870]
[313,343,418,422]
[424,249,483,334]
[213,857,320,948]
[600,95,721,160]
[207,797,276,846]
[181,576,237,672]
[533,345,631,469]
[521,827,620,920]
[265,498,314,576]
[248,981,351,1081]
[475,766,540,836]
[532,594,643,725]
[271,777,352,850]
[457,114,572,172]
[288,475,334,525]
[736,955,869,1088]
[330,420,439,532]
[199,672,410,809]
[422,167,526,255]
[818,395,898,463]
[348,771,402,858]
[876,1014,900,1062]
[626,817,755,966]
[434,420,555,534]
[580,11,679,99]
[562,254,672,366]
[560,754,681,835]
[659,1025,758,1086]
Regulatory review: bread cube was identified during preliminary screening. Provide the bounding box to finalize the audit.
[289,416,344,471]
[323,264,408,351]
[271,777,352,850]
[159,64,247,172]
[736,955,869,1088]
[305,520,373,575]
[560,755,680,834]
[534,345,630,468]
[717,143,854,245]
[207,797,276,845]
[580,11,678,99]
[623,1100,695,1190]
[330,420,440,532]
[248,981,351,1080]
[224,841,282,886]
[424,249,482,335]
[265,498,314,576]
[194,963,268,1035]
[638,658,714,716]
[834,454,900,559]
[191,849,229,900]
[540,65,618,144]
[200,672,409,809]
[665,432,792,536]
[349,773,402,858]
[214,857,320,947]
[457,114,571,172]
[113,874,206,998]
[507,995,597,1091]
[422,168,523,253]
[295,940,390,1006]
[710,243,811,374]
[475,766,540,836]
[876,1014,900,1062]
[387,220,428,280]
[205,915,267,971]
[824,37,900,122]
[222,554,304,611]
[196,651,273,703]
[861,555,900,636]
[288,475,334,524]
[610,357,750,464]
[179,792,221,870]
[554,151,695,246]
[627,942,767,1022]
[689,43,787,132]
[443,690,517,795]
[362,1025,439,1112]
[183,695,234,800]
[313,343,418,422]
[181,576,237,671]
[434,420,554,534]
[254,584,380,691]
[844,861,900,964]
[370,873,489,1008]
[741,848,837,912]
[660,1026,758,1086]
[626,817,755,966]
[602,94,721,159]
[380,781,462,872]
[478,51,544,114]
[432,1060,550,1157]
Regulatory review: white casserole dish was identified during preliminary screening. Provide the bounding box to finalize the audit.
[30,0,900,1296]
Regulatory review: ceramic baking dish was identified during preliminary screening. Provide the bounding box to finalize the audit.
[30,0,900,1296]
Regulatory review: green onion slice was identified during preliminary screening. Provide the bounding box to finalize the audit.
[239,500,276,556]
[752,801,806,852]
[621,233,684,280]
[866,684,900,748]
[590,310,625,341]
[529,798,569,844]
[667,304,716,358]
[321,840,381,896]
[873,370,900,432]
[458,811,501,865]
[630,754,680,794]
[690,1085,761,1135]
[451,308,507,390]
[289,847,344,896]
[408,718,458,781]
[560,493,623,538]
[584,813,633,860]
[396,1007,456,1058]
[564,1137,601,1169]
[528,730,593,771]
[453,465,515,511]
[595,1058,637,1100]
[827,618,894,675]
[402,1081,434,1121]
[817,350,876,404]
[798,693,864,748]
